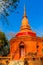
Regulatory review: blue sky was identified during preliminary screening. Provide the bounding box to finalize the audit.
[0,0,43,39]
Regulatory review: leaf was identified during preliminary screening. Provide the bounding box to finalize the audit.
[0,32,10,56]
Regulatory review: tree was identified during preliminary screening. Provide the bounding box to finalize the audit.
[0,32,10,56]
[0,0,20,24]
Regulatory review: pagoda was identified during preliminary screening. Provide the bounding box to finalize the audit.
[10,6,43,61]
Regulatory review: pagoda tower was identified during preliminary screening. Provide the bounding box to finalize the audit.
[16,6,36,37]
[10,6,43,61]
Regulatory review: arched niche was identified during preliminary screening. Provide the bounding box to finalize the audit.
[19,41,25,58]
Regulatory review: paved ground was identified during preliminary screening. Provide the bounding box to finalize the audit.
[8,60,43,65]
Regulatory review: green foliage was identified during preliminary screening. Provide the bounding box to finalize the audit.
[13,0,17,2]
[0,32,10,56]
[0,32,5,40]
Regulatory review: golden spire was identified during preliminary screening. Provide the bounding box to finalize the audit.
[20,5,31,31]
[23,5,26,17]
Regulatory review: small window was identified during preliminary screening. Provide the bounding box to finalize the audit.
[36,45,39,48]
[33,58,35,60]
[40,57,43,60]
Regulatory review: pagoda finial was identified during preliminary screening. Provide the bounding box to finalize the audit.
[24,5,26,17]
